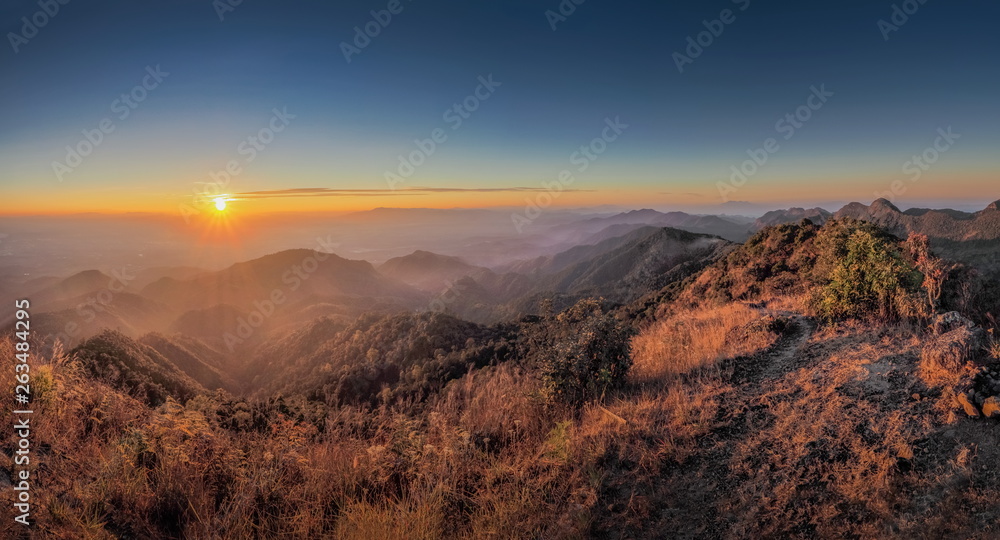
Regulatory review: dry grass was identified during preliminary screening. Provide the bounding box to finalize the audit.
[334,493,446,540]
[3,298,999,538]
[985,329,1000,361]
[631,303,778,383]
[766,293,812,314]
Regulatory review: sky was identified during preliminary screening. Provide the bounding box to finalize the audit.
[1,0,998,216]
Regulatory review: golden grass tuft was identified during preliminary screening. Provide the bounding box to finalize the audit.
[631,303,778,383]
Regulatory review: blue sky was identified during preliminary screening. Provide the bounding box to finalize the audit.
[1,0,998,213]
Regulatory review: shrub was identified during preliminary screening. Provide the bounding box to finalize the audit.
[906,232,952,313]
[984,316,1000,360]
[814,226,926,322]
[525,299,634,406]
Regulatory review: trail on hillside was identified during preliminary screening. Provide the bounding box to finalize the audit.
[761,310,817,379]
[726,305,817,384]
[653,305,823,538]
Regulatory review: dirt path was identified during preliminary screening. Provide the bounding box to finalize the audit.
[656,307,820,538]
[761,310,817,380]
[727,307,817,384]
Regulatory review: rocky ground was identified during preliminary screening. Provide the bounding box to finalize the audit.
[617,305,1000,539]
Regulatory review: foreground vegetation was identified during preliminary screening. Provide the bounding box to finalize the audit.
[2,219,999,538]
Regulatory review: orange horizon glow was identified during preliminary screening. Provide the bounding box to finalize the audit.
[1,171,997,217]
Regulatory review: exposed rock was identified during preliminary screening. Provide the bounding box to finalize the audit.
[931,311,977,335]
[921,325,985,372]
[956,392,980,417]
[983,396,1000,418]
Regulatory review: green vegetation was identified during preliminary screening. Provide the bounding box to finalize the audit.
[521,298,634,406]
[679,219,821,306]
[815,226,925,321]
[682,218,944,324]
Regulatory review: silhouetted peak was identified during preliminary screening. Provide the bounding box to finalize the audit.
[66,268,109,281]
[409,250,448,259]
[232,249,350,273]
[870,198,901,213]
[55,269,114,292]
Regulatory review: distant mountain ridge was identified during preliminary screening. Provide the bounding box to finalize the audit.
[142,249,423,311]
[454,227,735,321]
[549,209,751,243]
[30,269,120,309]
[502,226,664,275]
[834,198,1000,242]
[540,227,732,300]
[17,198,1000,357]
[378,251,486,293]
[752,207,832,231]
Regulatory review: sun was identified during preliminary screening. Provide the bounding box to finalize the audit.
[214,197,227,211]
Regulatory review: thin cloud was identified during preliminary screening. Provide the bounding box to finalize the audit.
[658,192,705,198]
[234,186,594,199]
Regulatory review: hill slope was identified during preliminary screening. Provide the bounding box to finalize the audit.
[545,209,751,243]
[378,250,486,293]
[139,332,237,391]
[246,312,515,405]
[436,227,734,322]
[142,249,423,312]
[752,207,831,230]
[70,330,206,405]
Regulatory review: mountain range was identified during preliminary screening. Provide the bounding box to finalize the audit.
[834,198,1000,242]
[8,198,1000,383]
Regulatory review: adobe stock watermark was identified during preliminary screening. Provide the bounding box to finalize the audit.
[429,278,469,314]
[222,236,340,351]
[51,65,170,182]
[672,0,750,74]
[340,0,414,63]
[213,0,245,22]
[717,84,833,201]
[512,116,628,233]
[873,126,959,202]
[878,0,930,41]
[7,0,72,54]
[179,107,295,223]
[544,0,586,31]
[385,74,501,189]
